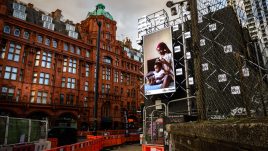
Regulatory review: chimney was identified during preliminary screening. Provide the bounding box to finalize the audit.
[27,3,33,8]
[52,9,62,22]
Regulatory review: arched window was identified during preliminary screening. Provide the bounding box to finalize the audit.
[103,56,112,64]
[3,25,10,34]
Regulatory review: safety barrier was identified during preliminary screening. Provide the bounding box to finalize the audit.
[45,133,140,151]
[47,138,58,148]
[142,144,164,151]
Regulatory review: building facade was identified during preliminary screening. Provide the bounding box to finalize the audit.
[228,0,268,65]
[0,0,143,130]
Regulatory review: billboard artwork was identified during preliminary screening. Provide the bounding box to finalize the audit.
[143,27,176,95]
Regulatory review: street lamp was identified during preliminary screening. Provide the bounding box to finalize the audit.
[93,6,102,136]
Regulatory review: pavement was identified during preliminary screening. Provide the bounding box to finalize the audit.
[103,143,142,151]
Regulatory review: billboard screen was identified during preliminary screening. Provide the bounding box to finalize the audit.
[143,27,176,95]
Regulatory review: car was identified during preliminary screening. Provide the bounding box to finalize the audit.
[48,127,77,146]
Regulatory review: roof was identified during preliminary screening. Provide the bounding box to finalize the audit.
[87,3,113,20]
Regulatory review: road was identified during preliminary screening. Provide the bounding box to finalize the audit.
[103,143,142,151]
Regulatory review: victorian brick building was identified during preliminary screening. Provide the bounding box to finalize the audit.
[0,0,143,130]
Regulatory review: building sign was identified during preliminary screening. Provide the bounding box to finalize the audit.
[143,27,176,95]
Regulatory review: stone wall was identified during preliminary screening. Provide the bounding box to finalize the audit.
[167,118,268,151]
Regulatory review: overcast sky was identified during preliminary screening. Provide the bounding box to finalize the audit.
[20,0,172,49]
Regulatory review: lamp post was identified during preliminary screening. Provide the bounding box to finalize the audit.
[93,7,102,136]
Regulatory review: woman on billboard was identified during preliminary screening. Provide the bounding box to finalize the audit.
[146,42,174,88]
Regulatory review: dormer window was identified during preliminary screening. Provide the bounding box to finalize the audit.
[12,3,27,20]
[66,24,75,31]
[3,25,10,34]
[42,14,55,31]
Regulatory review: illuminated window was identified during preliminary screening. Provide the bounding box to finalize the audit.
[4,66,17,80]
[35,51,41,66]
[8,42,21,62]
[0,41,7,59]
[63,58,67,72]
[32,72,38,83]
[30,91,35,103]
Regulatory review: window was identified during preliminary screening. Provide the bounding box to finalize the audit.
[4,66,17,80]
[4,25,10,34]
[115,58,119,66]
[84,97,88,107]
[37,35,43,43]
[19,69,23,81]
[94,65,96,78]
[126,74,130,85]
[106,23,110,29]
[0,41,6,59]
[60,94,64,104]
[64,43,69,51]
[85,81,89,91]
[37,91,48,104]
[33,72,38,83]
[106,84,110,93]
[30,91,35,103]
[76,47,80,55]
[0,65,2,77]
[68,59,76,74]
[35,51,40,66]
[67,78,76,89]
[13,27,20,37]
[8,42,21,62]
[86,50,90,57]
[101,84,105,93]
[45,38,50,46]
[1,87,15,100]
[61,78,66,87]
[66,94,74,105]
[23,31,29,39]
[63,58,67,72]
[120,72,124,83]
[70,45,75,53]
[102,67,111,80]
[15,89,20,102]
[39,73,50,85]
[114,71,119,82]
[103,56,112,64]
[114,86,118,94]
[85,64,90,77]
[41,52,52,68]
[52,39,57,48]
[106,33,111,40]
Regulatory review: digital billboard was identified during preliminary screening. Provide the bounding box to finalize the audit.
[143,27,176,95]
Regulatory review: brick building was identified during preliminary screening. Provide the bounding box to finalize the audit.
[0,0,143,130]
